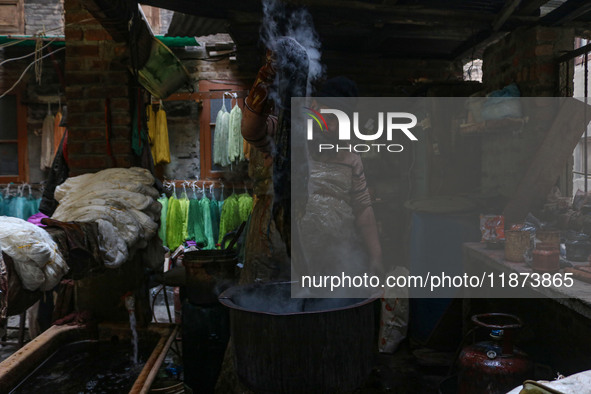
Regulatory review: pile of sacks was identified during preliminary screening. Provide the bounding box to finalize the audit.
[0,216,69,291]
[51,167,161,268]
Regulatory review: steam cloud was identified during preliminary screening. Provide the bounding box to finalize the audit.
[260,0,325,101]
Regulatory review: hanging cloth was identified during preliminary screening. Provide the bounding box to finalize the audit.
[157,194,168,248]
[228,102,243,163]
[237,193,253,222]
[166,195,184,250]
[147,104,157,160]
[213,100,228,166]
[210,198,220,243]
[179,191,190,242]
[11,194,26,220]
[218,194,241,245]
[187,198,206,246]
[219,110,231,167]
[154,106,171,164]
[53,109,66,156]
[53,109,66,157]
[40,105,55,170]
[200,196,215,249]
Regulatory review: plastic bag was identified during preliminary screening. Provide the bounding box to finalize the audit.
[379,266,409,353]
[481,83,522,120]
[480,214,505,242]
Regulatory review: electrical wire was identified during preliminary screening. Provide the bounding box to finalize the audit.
[0,47,65,100]
[0,39,56,67]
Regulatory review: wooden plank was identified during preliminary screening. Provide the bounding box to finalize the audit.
[503,99,591,223]
[541,0,591,25]
[516,0,551,16]
[493,0,523,31]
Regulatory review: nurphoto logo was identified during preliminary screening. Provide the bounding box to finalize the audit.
[304,107,418,153]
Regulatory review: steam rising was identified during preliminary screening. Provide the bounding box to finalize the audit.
[261,0,325,101]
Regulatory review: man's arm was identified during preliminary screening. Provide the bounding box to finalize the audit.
[242,50,276,156]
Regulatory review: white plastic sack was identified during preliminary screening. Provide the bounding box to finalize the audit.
[378,266,410,353]
[0,216,69,291]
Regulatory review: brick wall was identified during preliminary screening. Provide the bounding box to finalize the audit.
[483,26,574,96]
[64,0,132,176]
[480,26,575,199]
[25,0,64,36]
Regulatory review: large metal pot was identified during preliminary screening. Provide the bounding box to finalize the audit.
[218,282,377,394]
[183,250,238,305]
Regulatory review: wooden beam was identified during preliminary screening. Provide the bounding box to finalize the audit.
[541,0,591,25]
[503,99,591,223]
[516,0,551,16]
[492,0,523,31]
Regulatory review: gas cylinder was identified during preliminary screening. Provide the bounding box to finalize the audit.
[458,313,533,394]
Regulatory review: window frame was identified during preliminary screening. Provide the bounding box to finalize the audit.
[0,90,28,183]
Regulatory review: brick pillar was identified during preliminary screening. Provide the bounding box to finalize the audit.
[482,26,574,96]
[64,0,133,176]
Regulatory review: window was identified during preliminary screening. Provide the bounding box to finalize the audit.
[0,92,28,182]
[198,80,247,179]
[0,0,24,34]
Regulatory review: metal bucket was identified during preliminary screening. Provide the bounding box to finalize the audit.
[183,250,238,305]
[218,282,377,394]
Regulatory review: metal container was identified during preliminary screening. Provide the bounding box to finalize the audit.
[565,239,591,262]
[532,243,560,273]
[458,313,533,394]
[504,230,531,262]
[183,250,238,305]
[218,282,377,394]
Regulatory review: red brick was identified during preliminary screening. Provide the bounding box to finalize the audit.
[111,114,129,126]
[111,140,130,155]
[66,72,101,85]
[104,85,128,98]
[68,112,104,126]
[112,126,131,140]
[65,10,95,24]
[84,28,112,42]
[65,27,83,41]
[111,98,130,111]
[69,128,105,140]
[88,141,108,154]
[113,46,127,57]
[87,59,110,71]
[68,155,109,170]
[66,141,86,155]
[67,44,99,58]
[113,155,132,168]
[534,44,554,57]
[536,28,559,43]
[65,59,83,72]
[102,72,129,85]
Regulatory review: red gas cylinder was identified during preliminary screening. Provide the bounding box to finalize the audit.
[458,313,534,394]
